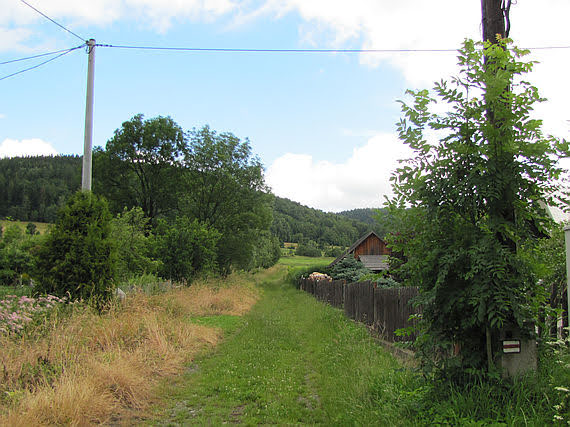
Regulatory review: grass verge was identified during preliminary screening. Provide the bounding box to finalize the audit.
[0,272,259,425]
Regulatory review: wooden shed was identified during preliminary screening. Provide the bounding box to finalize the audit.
[329,231,391,272]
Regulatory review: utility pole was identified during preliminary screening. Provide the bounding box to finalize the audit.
[481,0,509,44]
[82,39,96,191]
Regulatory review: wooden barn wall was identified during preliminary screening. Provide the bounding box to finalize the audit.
[353,235,391,257]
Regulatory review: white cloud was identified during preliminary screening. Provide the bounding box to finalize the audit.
[0,0,237,43]
[266,133,411,212]
[0,138,58,158]
[0,113,5,119]
[257,0,570,137]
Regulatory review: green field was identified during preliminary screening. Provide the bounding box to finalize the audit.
[278,256,334,268]
[0,219,50,235]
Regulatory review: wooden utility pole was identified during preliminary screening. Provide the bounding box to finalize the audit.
[481,0,509,44]
[82,39,96,191]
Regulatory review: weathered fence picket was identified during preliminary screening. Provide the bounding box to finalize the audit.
[299,276,420,343]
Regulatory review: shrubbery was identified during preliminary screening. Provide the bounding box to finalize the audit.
[34,192,116,306]
[329,256,370,283]
[295,240,321,257]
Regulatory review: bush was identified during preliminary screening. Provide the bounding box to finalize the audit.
[295,240,321,257]
[153,217,220,283]
[329,256,370,283]
[111,207,159,281]
[325,246,344,258]
[34,192,116,307]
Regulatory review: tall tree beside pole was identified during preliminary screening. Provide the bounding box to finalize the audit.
[481,0,513,371]
[82,39,96,191]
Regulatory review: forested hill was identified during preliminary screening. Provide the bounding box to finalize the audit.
[0,155,81,222]
[271,197,385,246]
[0,155,382,247]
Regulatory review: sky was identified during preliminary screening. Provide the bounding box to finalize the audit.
[1,0,569,212]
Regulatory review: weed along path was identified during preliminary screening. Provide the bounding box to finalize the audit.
[153,265,414,425]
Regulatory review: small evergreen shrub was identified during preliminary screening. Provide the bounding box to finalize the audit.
[34,192,116,306]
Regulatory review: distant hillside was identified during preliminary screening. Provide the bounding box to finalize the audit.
[0,155,81,222]
[271,197,379,247]
[0,156,384,247]
[337,207,393,238]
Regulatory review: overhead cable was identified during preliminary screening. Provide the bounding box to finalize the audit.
[0,47,79,65]
[19,0,86,42]
[0,44,85,82]
[96,44,459,53]
[97,43,570,54]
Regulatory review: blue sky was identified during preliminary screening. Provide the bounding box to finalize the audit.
[1,1,569,211]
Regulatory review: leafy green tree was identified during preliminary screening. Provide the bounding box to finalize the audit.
[94,114,186,222]
[388,39,567,375]
[248,231,281,269]
[34,192,116,306]
[295,240,321,257]
[110,207,160,281]
[153,217,220,282]
[181,126,273,272]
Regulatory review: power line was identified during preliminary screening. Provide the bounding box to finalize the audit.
[0,44,85,81]
[0,47,79,65]
[97,43,570,54]
[96,44,460,53]
[19,0,86,43]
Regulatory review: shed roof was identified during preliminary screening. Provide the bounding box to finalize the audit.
[358,255,390,271]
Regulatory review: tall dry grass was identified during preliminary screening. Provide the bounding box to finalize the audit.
[0,274,259,425]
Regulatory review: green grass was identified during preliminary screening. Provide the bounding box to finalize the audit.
[278,255,334,268]
[153,265,414,425]
[0,219,50,235]
[151,265,570,425]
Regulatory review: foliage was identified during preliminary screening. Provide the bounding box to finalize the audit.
[0,155,81,222]
[0,224,38,287]
[34,192,116,306]
[181,125,273,272]
[271,197,374,246]
[388,39,568,374]
[94,114,186,222]
[520,222,568,337]
[248,231,281,269]
[295,240,321,257]
[153,217,220,283]
[110,207,160,281]
[324,246,344,258]
[329,255,370,283]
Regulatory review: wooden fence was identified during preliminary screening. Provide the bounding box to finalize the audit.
[299,277,420,342]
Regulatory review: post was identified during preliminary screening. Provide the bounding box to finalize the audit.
[564,225,570,332]
[82,39,96,191]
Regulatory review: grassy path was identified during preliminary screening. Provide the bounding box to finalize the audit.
[153,265,415,425]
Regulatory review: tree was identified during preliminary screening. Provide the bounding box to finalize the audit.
[110,207,159,281]
[388,39,567,375]
[181,126,273,272]
[153,216,220,282]
[34,192,116,306]
[94,114,186,223]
